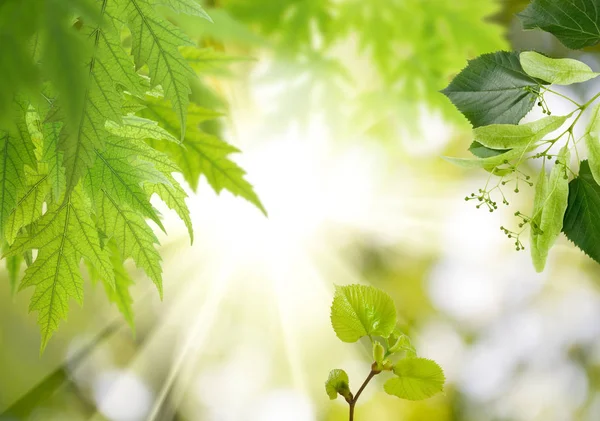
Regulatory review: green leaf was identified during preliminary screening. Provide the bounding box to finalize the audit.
[5,169,49,245]
[530,161,548,272]
[86,138,167,232]
[443,146,533,170]
[388,332,417,357]
[103,240,135,332]
[563,160,600,264]
[520,51,600,85]
[6,253,22,295]
[442,51,546,127]
[94,186,163,297]
[473,115,568,150]
[59,13,144,193]
[325,369,351,400]
[139,98,266,214]
[530,147,570,272]
[121,0,196,138]
[7,187,114,350]
[330,284,396,343]
[584,104,600,186]
[157,0,212,21]
[519,0,600,50]
[469,141,509,159]
[384,358,445,401]
[0,125,37,243]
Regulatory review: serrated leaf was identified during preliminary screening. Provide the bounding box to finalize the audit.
[585,104,600,186]
[442,51,546,127]
[139,97,266,214]
[7,187,114,350]
[0,126,36,243]
[41,122,66,202]
[95,187,163,297]
[121,0,196,138]
[519,0,600,50]
[5,169,49,245]
[473,115,567,150]
[60,13,144,193]
[325,369,350,400]
[563,160,600,263]
[520,51,600,85]
[157,0,212,21]
[384,358,445,401]
[103,240,135,331]
[86,139,167,231]
[330,284,396,343]
[530,147,570,272]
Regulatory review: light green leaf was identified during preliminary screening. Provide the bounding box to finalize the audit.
[103,240,135,332]
[530,161,548,272]
[584,104,600,186]
[325,369,351,400]
[520,51,600,85]
[330,284,396,343]
[473,115,567,150]
[6,253,22,296]
[443,146,531,170]
[7,187,114,350]
[140,97,266,214]
[157,0,212,21]
[0,125,37,243]
[388,332,417,357]
[95,187,163,297]
[5,169,49,245]
[121,0,195,138]
[530,147,570,272]
[86,139,167,231]
[384,358,445,401]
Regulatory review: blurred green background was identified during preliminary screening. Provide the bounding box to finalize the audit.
[3,0,600,420]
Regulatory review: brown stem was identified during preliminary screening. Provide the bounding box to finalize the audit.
[348,368,379,421]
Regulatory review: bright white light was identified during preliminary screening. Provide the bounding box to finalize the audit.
[93,370,153,421]
[251,389,316,421]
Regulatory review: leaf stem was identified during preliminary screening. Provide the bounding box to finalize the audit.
[348,367,380,421]
[544,87,582,107]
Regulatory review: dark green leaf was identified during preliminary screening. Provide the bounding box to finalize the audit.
[442,51,545,127]
[519,0,600,50]
[563,160,600,263]
[469,141,509,158]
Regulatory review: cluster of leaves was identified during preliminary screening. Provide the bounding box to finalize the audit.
[325,285,445,420]
[443,0,600,271]
[206,0,507,132]
[0,0,264,350]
